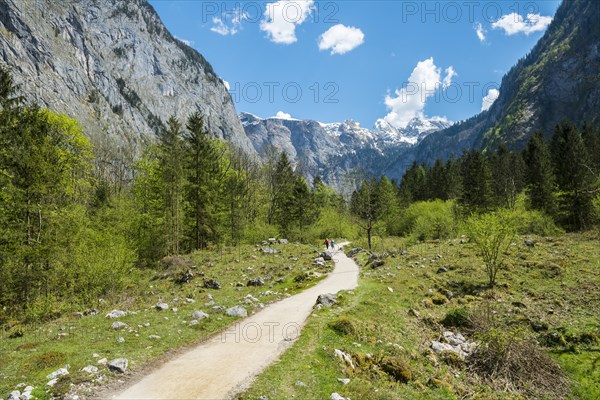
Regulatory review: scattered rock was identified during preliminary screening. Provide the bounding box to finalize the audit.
[347,247,362,256]
[226,305,247,317]
[189,320,199,326]
[331,393,348,400]
[111,321,128,330]
[314,257,325,266]
[8,391,21,400]
[149,335,161,340]
[108,358,128,373]
[337,378,350,385]
[186,298,196,303]
[106,309,126,319]
[46,378,58,387]
[436,267,448,274]
[155,302,169,311]
[47,367,69,380]
[371,259,385,269]
[278,238,289,244]
[321,251,333,261]
[117,337,125,343]
[204,279,221,289]
[192,311,209,320]
[247,277,265,287]
[289,256,298,261]
[408,309,420,318]
[260,247,277,254]
[524,239,535,247]
[511,301,527,308]
[81,365,99,374]
[333,349,355,369]
[387,287,394,293]
[294,381,307,387]
[211,306,226,311]
[235,282,245,287]
[315,293,337,307]
[84,308,98,316]
[97,358,108,365]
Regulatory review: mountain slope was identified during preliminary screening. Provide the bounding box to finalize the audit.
[241,112,449,186]
[0,0,255,154]
[415,0,600,164]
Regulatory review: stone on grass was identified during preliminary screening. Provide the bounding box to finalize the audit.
[192,310,209,319]
[8,391,21,400]
[524,239,535,247]
[204,279,221,289]
[321,251,333,261]
[108,358,128,373]
[247,277,265,287]
[334,349,355,369]
[46,378,58,387]
[295,381,307,387]
[116,337,125,343]
[337,378,350,385]
[111,321,128,330]
[437,267,448,274]
[278,238,289,244]
[106,309,126,319]
[315,293,337,307]
[331,393,348,400]
[81,365,99,374]
[149,335,161,340]
[47,367,69,380]
[155,302,169,311]
[226,305,247,317]
[189,320,199,326]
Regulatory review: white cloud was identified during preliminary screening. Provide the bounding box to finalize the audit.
[318,24,365,55]
[442,66,457,89]
[383,58,452,129]
[481,88,500,111]
[475,22,486,42]
[492,13,552,36]
[274,111,293,119]
[210,7,248,36]
[174,36,194,46]
[260,0,314,44]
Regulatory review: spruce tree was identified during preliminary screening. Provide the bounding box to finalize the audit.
[523,132,556,216]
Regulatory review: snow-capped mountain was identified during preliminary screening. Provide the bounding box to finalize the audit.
[240,112,451,189]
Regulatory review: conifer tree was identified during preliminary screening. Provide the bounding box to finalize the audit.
[523,132,556,216]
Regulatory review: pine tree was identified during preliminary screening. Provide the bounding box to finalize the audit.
[490,144,524,209]
[523,132,556,216]
[158,116,185,255]
[551,121,595,230]
[460,149,492,212]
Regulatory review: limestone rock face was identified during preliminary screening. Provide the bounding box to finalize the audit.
[0,0,255,155]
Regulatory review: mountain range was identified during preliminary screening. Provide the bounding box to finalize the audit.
[1,0,598,186]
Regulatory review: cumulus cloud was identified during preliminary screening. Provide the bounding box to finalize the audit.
[443,66,457,89]
[481,88,500,111]
[260,0,314,44]
[318,24,365,55]
[210,6,247,36]
[475,22,486,42]
[492,13,552,36]
[274,111,293,119]
[383,58,454,129]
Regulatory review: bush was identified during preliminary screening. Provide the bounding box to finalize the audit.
[441,307,472,328]
[380,356,412,383]
[330,316,357,336]
[469,327,570,398]
[398,200,457,241]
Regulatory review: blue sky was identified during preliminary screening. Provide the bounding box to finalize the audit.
[149,0,561,128]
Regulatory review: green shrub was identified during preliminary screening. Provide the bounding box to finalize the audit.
[398,200,457,241]
[380,356,413,383]
[330,316,357,336]
[441,307,472,328]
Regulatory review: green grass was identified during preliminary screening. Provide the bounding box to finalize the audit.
[239,232,600,400]
[0,242,332,398]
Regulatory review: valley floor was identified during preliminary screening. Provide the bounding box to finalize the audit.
[240,232,600,400]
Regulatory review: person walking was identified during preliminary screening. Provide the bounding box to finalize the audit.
[330,239,335,249]
[325,238,329,249]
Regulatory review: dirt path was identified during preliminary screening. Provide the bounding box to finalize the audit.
[111,243,359,399]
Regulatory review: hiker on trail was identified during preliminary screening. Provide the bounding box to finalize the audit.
[331,239,335,249]
[325,238,329,249]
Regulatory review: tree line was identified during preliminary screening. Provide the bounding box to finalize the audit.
[350,120,600,246]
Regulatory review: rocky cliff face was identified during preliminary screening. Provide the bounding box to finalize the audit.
[414,0,600,164]
[241,112,449,187]
[0,0,255,154]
